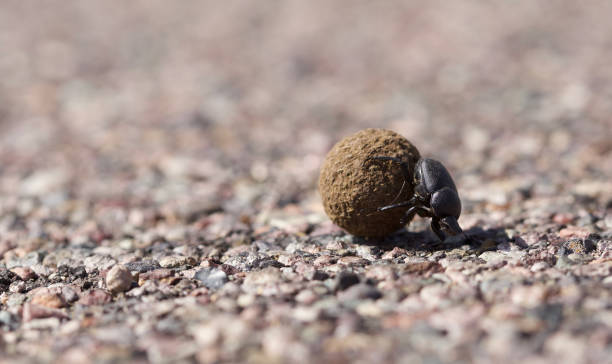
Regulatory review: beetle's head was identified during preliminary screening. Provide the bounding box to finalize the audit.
[430,187,463,236]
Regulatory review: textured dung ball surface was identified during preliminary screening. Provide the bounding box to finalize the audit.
[319,129,421,237]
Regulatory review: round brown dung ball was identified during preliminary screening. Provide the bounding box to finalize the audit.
[319,128,421,238]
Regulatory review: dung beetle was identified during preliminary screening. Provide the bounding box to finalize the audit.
[366,156,464,241]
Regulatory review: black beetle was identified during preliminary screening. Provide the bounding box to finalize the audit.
[366,156,464,241]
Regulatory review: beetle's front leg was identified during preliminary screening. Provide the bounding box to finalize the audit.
[400,205,432,226]
[379,195,418,212]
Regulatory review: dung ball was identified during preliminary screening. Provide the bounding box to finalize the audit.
[318,128,421,238]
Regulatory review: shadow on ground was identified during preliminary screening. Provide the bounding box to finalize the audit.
[354,226,511,253]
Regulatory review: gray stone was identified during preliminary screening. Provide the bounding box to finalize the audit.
[6,251,44,269]
[0,311,18,329]
[124,260,161,273]
[195,268,228,290]
[84,255,117,274]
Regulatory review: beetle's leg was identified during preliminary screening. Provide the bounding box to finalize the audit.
[399,206,432,226]
[431,218,447,241]
[415,207,433,218]
[365,156,411,182]
[399,205,419,226]
[379,199,413,212]
[379,194,424,212]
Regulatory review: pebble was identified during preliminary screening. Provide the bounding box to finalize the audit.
[559,226,590,239]
[23,317,61,330]
[555,248,576,269]
[0,311,18,329]
[236,294,256,307]
[295,289,319,305]
[194,268,228,290]
[84,255,117,274]
[159,255,196,268]
[325,240,346,251]
[22,303,68,322]
[30,263,51,278]
[479,251,506,265]
[553,213,575,225]
[124,260,161,273]
[355,245,378,261]
[365,266,395,281]
[382,247,408,260]
[6,251,44,269]
[563,239,595,254]
[294,262,328,281]
[6,293,27,308]
[78,289,112,306]
[355,301,383,317]
[530,261,549,272]
[106,265,133,294]
[60,285,80,303]
[138,269,174,285]
[242,268,284,296]
[31,289,67,309]
[402,261,444,275]
[292,306,320,322]
[337,256,368,267]
[312,255,335,267]
[9,281,26,293]
[10,267,37,280]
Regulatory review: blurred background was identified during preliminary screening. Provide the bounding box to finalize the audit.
[1,0,611,223]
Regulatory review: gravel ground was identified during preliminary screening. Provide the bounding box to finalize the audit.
[1,1,611,363]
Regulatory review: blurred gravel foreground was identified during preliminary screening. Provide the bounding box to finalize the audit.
[1,1,611,363]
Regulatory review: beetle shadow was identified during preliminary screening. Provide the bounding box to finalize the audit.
[353,226,510,253]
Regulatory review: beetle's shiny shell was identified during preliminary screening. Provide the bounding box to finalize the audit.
[318,128,421,237]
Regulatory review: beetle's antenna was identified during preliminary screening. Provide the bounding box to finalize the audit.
[388,179,406,205]
[363,155,412,210]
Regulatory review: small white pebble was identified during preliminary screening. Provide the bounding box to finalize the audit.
[530,261,549,272]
